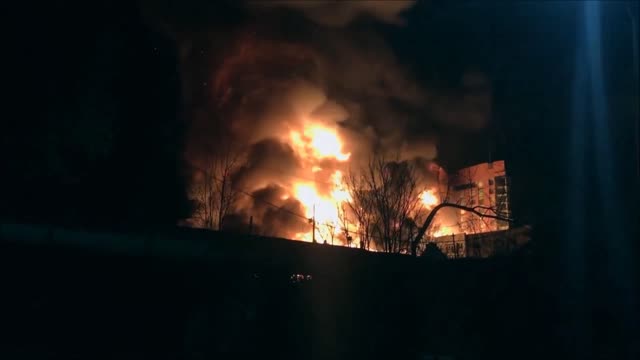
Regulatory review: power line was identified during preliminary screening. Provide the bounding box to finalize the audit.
[228,181,387,244]
[204,174,387,244]
[189,164,441,246]
[192,165,374,242]
[190,163,509,251]
[235,187,310,221]
[208,177,311,222]
[190,163,343,219]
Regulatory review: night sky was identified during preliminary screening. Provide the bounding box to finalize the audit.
[3,0,637,237]
[1,1,638,358]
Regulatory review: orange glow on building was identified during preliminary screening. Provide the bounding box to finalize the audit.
[448,160,511,234]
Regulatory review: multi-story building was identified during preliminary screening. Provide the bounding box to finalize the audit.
[447,160,511,233]
[425,160,521,258]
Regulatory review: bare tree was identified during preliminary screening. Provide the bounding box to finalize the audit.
[413,163,515,256]
[345,154,425,253]
[317,220,337,245]
[343,173,376,250]
[411,202,514,256]
[190,144,243,230]
[336,203,353,247]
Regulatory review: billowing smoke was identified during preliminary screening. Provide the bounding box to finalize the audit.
[430,71,493,130]
[144,1,492,240]
[250,0,416,27]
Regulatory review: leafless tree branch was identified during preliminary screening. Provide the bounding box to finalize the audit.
[411,202,514,256]
[345,153,424,253]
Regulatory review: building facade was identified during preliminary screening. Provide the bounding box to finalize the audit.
[447,160,511,233]
[429,226,531,259]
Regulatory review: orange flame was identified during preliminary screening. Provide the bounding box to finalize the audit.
[287,121,447,248]
[287,122,353,245]
[292,171,352,245]
[432,226,453,238]
[289,124,351,162]
[420,189,438,209]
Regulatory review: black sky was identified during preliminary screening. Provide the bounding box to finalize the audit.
[3,0,637,234]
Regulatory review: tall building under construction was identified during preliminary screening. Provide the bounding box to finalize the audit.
[429,160,529,258]
[448,160,511,233]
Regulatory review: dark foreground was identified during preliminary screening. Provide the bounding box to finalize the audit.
[0,224,632,359]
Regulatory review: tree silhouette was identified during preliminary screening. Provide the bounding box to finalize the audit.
[189,143,243,230]
[345,154,424,253]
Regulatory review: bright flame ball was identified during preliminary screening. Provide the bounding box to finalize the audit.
[307,126,351,161]
[420,189,438,209]
[289,124,351,162]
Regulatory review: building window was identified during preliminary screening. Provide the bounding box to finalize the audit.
[488,179,494,186]
[489,188,494,194]
[453,183,475,191]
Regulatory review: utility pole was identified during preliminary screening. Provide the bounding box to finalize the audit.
[312,204,316,243]
[452,236,457,259]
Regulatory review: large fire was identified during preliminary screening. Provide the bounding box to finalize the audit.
[288,122,353,244]
[431,226,453,238]
[420,190,460,238]
[286,120,444,247]
[289,124,351,162]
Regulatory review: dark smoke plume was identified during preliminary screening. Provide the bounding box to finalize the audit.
[142,0,492,237]
[250,1,416,27]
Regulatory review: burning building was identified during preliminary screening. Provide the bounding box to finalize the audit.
[449,160,511,233]
[149,1,495,252]
[422,160,511,239]
[425,160,524,258]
